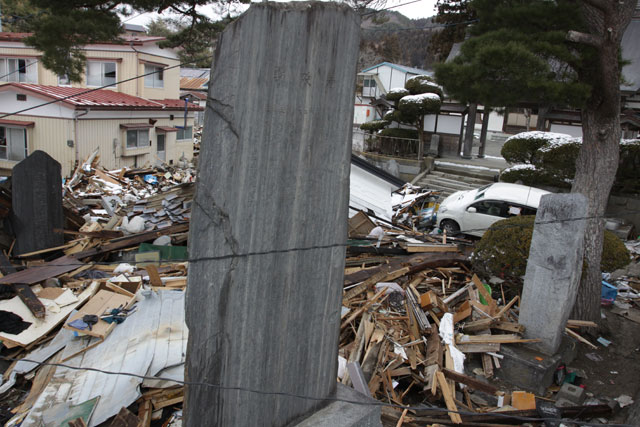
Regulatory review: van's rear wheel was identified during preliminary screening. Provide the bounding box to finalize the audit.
[441,220,460,236]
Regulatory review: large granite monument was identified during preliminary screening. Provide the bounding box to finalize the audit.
[184,3,373,426]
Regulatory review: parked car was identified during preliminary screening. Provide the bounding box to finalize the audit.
[435,183,550,237]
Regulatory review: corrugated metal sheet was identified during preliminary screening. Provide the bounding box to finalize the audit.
[24,289,187,427]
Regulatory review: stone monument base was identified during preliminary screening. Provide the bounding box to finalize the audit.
[496,338,577,395]
[294,384,382,427]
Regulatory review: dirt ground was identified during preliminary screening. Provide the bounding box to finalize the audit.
[568,305,640,423]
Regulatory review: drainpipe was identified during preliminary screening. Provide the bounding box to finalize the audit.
[74,108,90,166]
[131,42,140,97]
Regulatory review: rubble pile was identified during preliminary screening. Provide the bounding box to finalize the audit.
[341,210,637,425]
[0,153,195,426]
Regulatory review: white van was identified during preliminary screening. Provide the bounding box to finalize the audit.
[435,182,550,237]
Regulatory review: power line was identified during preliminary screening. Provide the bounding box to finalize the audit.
[361,18,478,32]
[0,356,631,427]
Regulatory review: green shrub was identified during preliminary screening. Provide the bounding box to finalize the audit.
[501,132,552,164]
[500,165,568,188]
[386,88,409,102]
[378,128,418,139]
[538,140,581,181]
[471,215,630,297]
[360,120,388,133]
[398,93,441,117]
[405,75,443,97]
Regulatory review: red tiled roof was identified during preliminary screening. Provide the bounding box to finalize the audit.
[180,77,208,90]
[153,98,205,111]
[0,83,201,111]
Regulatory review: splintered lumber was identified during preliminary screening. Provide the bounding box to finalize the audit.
[456,334,540,344]
[565,327,598,349]
[456,343,500,353]
[341,288,387,329]
[404,243,459,253]
[13,284,45,318]
[566,319,598,329]
[492,321,525,334]
[481,354,494,378]
[406,288,430,332]
[436,371,462,424]
[425,328,444,367]
[471,274,497,315]
[453,301,471,323]
[442,368,498,395]
[145,265,163,287]
[443,283,471,305]
[461,318,495,333]
[494,295,519,319]
[343,268,407,303]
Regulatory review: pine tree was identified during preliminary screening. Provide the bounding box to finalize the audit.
[429,0,476,62]
[435,0,637,322]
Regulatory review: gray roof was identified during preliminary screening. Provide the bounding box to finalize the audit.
[123,23,146,33]
[361,62,433,77]
[622,18,640,93]
[180,67,210,78]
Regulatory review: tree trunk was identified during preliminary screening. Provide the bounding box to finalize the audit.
[536,106,549,131]
[569,0,635,322]
[478,107,490,158]
[417,117,425,159]
[462,103,477,158]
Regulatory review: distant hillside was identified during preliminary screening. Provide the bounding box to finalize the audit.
[358,10,439,72]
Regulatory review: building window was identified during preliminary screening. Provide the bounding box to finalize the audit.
[0,58,37,83]
[126,129,150,148]
[86,61,116,87]
[176,126,192,140]
[0,127,27,161]
[144,64,164,88]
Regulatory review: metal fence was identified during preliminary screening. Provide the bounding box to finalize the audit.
[352,130,421,158]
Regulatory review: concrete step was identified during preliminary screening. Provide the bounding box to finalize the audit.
[420,173,492,189]
[417,178,476,194]
[434,162,501,181]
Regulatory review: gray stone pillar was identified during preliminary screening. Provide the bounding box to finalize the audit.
[11,150,63,256]
[519,193,588,355]
[184,2,361,426]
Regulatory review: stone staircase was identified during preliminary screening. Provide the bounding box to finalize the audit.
[413,161,500,199]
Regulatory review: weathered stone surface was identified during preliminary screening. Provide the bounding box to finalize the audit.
[184,2,360,426]
[11,150,63,255]
[519,193,588,355]
[294,384,382,427]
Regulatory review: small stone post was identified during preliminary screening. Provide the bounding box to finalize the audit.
[519,193,588,355]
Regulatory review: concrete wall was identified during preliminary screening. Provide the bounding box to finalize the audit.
[358,151,421,182]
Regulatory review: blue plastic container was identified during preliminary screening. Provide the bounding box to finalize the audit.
[601,280,617,304]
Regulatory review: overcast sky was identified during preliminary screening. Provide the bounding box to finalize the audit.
[124,0,439,27]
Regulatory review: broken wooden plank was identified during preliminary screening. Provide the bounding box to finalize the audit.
[0,255,83,285]
[404,243,459,253]
[145,265,163,287]
[13,284,45,318]
[442,368,498,395]
[565,327,598,349]
[436,371,462,424]
[456,343,500,353]
[456,334,540,344]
